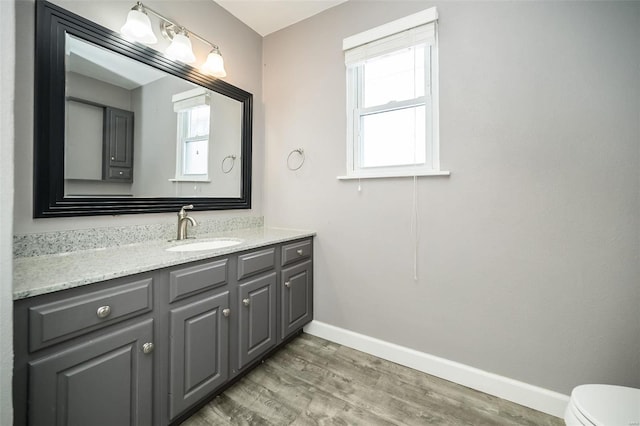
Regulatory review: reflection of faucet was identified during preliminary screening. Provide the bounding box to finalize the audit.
[177,205,198,240]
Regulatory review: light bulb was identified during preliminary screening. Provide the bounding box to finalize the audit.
[165,31,196,64]
[120,5,157,44]
[201,48,227,78]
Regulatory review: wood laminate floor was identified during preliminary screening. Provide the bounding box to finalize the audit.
[181,333,563,425]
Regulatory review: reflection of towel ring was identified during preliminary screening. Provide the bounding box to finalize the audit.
[221,155,236,174]
[287,148,305,171]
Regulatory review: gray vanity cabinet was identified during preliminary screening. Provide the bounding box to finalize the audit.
[280,239,313,341]
[235,248,278,373]
[166,258,231,421]
[14,238,314,426]
[168,291,230,420]
[13,272,158,426]
[28,320,154,426]
[281,260,313,341]
[237,272,277,370]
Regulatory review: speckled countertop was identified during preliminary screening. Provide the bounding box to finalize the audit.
[13,227,315,300]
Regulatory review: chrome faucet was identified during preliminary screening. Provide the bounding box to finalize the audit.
[177,205,198,240]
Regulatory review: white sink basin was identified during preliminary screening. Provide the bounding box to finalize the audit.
[166,238,243,252]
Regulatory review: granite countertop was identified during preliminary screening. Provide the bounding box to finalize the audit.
[13,227,315,300]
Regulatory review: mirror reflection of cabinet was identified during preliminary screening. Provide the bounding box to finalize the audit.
[103,107,134,182]
[65,97,134,186]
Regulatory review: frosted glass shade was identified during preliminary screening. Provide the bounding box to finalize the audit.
[165,33,196,64]
[120,8,157,44]
[201,50,227,78]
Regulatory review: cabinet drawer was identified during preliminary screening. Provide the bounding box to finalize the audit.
[106,166,132,180]
[29,278,153,352]
[281,240,312,266]
[237,248,275,280]
[169,259,228,303]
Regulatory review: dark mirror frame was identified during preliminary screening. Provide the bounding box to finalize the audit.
[34,1,252,218]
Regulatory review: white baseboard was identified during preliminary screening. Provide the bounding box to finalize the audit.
[303,320,569,418]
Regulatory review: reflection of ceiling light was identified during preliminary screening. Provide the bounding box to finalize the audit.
[201,47,227,78]
[120,2,227,77]
[120,3,157,44]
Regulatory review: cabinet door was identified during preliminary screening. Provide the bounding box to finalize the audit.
[168,291,229,420]
[103,107,133,181]
[281,260,313,340]
[28,319,153,426]
[238,272,277,370]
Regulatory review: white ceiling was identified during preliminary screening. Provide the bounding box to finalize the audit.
[214,0,347,36]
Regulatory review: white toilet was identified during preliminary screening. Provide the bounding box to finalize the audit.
[564,384,640,425]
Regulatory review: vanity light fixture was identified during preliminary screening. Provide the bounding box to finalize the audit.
[120,3,158,44]
[164,27,196,64]
[120,1,227,76]
[201,46,227,78]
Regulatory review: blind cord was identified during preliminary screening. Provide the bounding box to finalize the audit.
[412,174,419,281]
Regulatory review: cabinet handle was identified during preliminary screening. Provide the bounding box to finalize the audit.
[223,308,231,317]
[96,305,111,318]
[284,281,291,288]
[119,171,124,175]
[296,249,304,256]
[111,156,115,160]
[242,298,250,307]
[142,342,154,354]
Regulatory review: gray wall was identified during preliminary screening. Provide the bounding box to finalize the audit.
[263,1,640,394]
[131,75,195,197]
[0,1,14,423]
[14,0,264,234]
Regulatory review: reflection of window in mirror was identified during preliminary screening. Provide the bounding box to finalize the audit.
[172,88,211,182]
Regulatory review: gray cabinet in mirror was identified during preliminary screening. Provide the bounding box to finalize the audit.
[34,1,252,217]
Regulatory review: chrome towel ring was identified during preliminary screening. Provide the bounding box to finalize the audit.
[221,155,236,173]
[287,148,305,171]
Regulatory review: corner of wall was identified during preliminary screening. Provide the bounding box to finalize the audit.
[0,0,15,423]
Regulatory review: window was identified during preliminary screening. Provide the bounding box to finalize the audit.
[342,8,447,179]
[172,88,211,181]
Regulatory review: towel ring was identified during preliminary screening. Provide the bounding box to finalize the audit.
[221,155,236,174]
[287,148,305,171]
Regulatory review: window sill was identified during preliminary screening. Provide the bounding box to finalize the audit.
[169,178,211,183]
[337,170,450,180]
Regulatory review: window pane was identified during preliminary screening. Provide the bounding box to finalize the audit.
[363,44,425,108]
[183,139,208,175]
[187,105,210,138]
[360,105,425,168]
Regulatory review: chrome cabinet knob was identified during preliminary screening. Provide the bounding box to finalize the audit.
[119,171,123,175]
[242,298,250,306]
[223,308,230,317]
[142,342,154,354]
[284,281,291,288]
[96,305,111,318]
[296,249,303,256]
[111,156,115,160]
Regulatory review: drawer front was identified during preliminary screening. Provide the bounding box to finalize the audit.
[281,239,312,267]
[169,259,228,303]
[29,278,153,352]
[107,167,132,180]
[237,248,275,280]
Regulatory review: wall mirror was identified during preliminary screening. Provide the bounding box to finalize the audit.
[34,1,252,217]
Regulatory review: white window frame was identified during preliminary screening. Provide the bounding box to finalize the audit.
[170,88,211,183]
[339,7,449,180]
